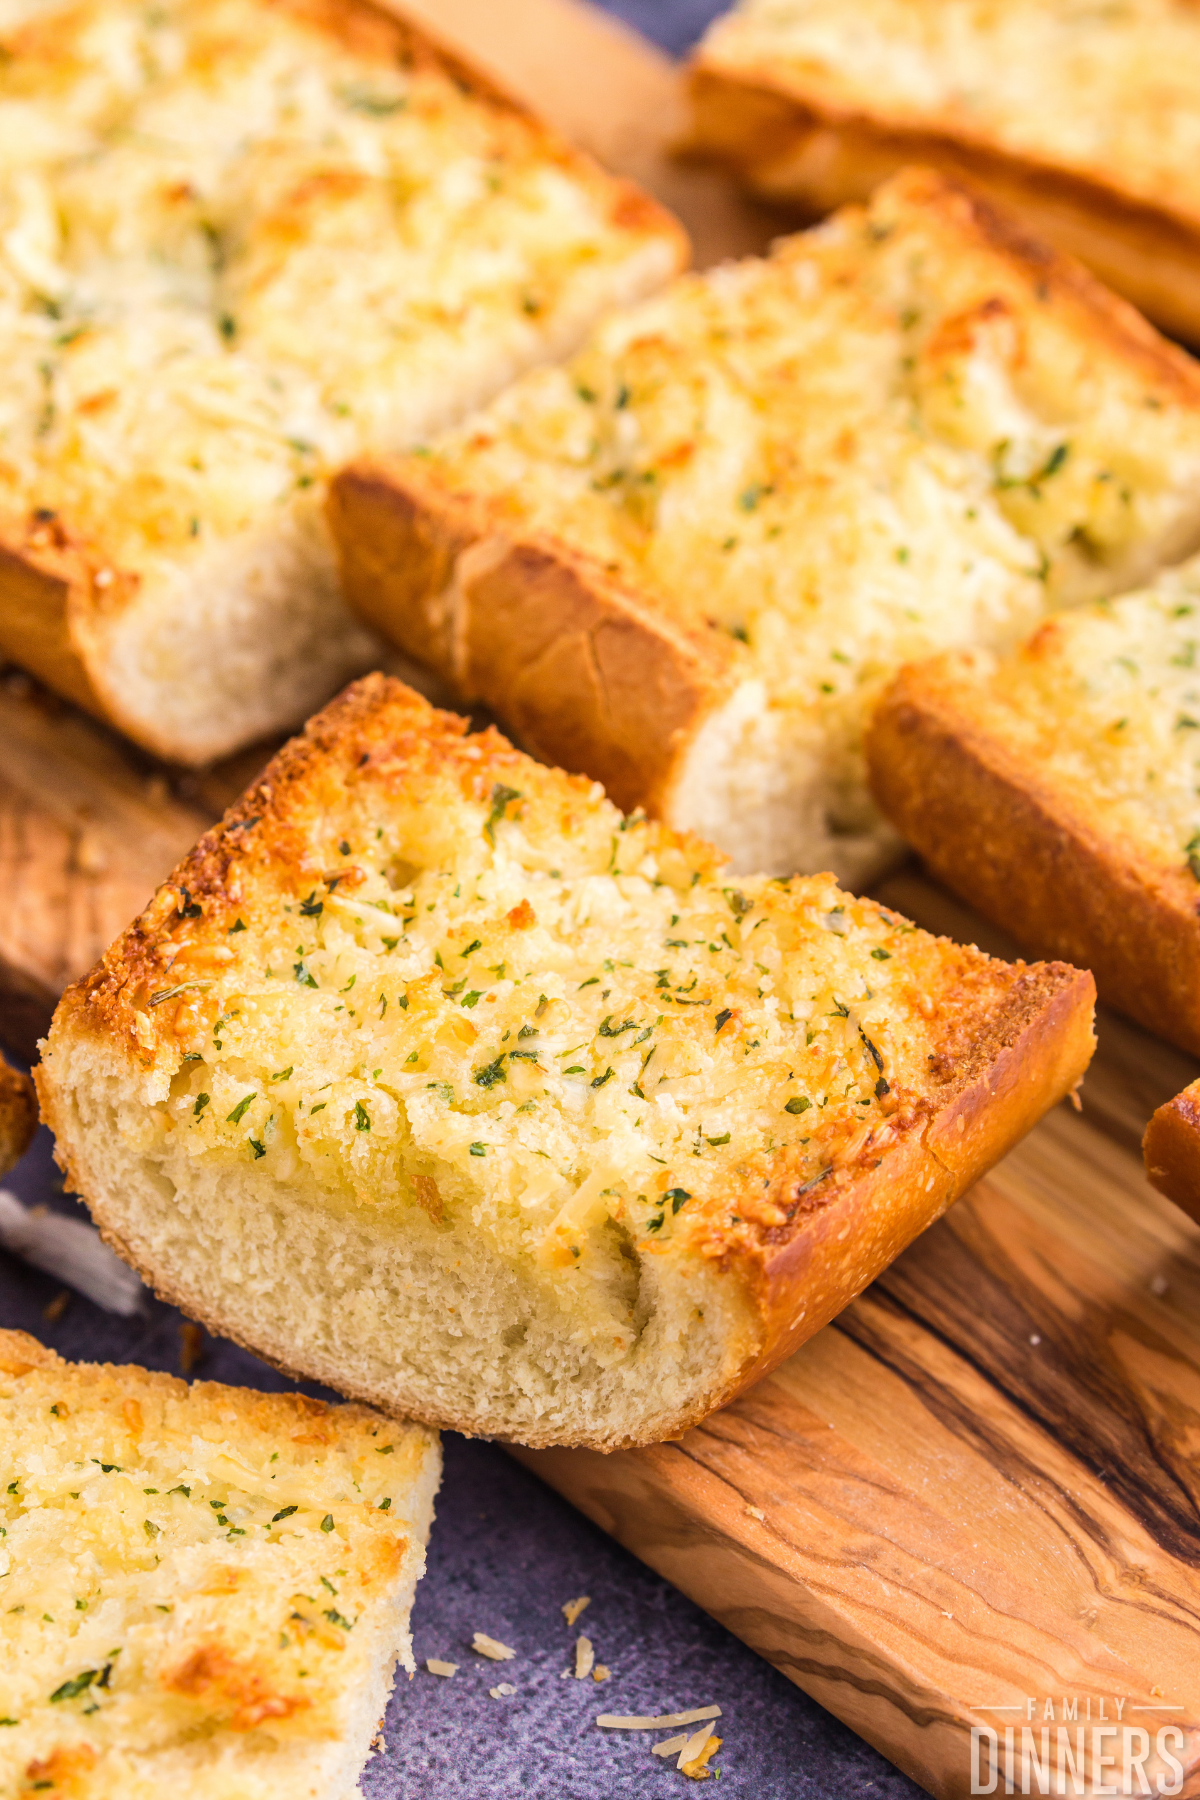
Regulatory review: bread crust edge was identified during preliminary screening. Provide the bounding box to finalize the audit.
[684,63,1200,344]
[328,461,737,819]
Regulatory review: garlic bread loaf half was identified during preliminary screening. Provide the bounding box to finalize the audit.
[0,1060,37,1175]
[38,676,1096,1450]
[0,0,685,765]
[868,552,1200,1056]
[331,168,1200,885]
[686,0,1200,343]
[0,1327,438,1800]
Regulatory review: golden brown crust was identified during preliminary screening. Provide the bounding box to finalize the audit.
[329,464,735,816]
[685,64,1200,343]
[0,1060,37,1178]
[38,674,1096,1448]
[1143,1080,1200,1226]
[867,655,1200,1057]
[0,1322,402,1440]
[710,958,1096,1410]
[0,0,687,752]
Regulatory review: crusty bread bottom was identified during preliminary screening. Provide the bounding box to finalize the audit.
[48,1045,756,1452]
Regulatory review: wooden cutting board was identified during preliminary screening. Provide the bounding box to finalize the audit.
[3,3,1200,1795]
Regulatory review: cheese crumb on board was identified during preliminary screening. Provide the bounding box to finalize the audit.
[562,1595,591,1627]
[653,1734,691,1758]
[472,1631,516,1661]
[426,1659,458,1678]
[574,1635,595,1679]
[598,1706,722,1730]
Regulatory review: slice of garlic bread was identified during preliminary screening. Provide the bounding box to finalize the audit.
[0,0,685,765]
[330,168,1200,885]
[685,0,1200,343]
[0,1328,439,1800]
[0,1061,37,1176]
[37,676,1095,1450]
[868,551,1200,1056]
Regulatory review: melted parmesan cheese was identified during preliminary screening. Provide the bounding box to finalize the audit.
[696,0,1200,227]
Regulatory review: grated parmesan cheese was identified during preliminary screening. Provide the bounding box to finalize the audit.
[574,1635,595,1680]
[597,1705,721,1730]
[562,1595,591,1627]
[652,1734,690,1757]
[472,1631,516,1661]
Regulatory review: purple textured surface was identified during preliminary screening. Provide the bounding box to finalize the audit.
[597,0,722,55]
[0,4,930,1791]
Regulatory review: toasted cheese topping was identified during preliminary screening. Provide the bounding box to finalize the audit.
[0,0,677,573]
[120,687,1023,1355]
[0,1330,436,1794]
[696,0,1200,227]
[966,552,1200,874]
[416,172,1200,847]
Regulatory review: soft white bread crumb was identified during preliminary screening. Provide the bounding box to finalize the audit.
[0,1327,439,1800]
[37,677,1095,1450]
[0,0,685,763]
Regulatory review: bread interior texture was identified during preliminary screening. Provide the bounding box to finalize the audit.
[406,174,1200,880]
[41,688,1012,1448]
